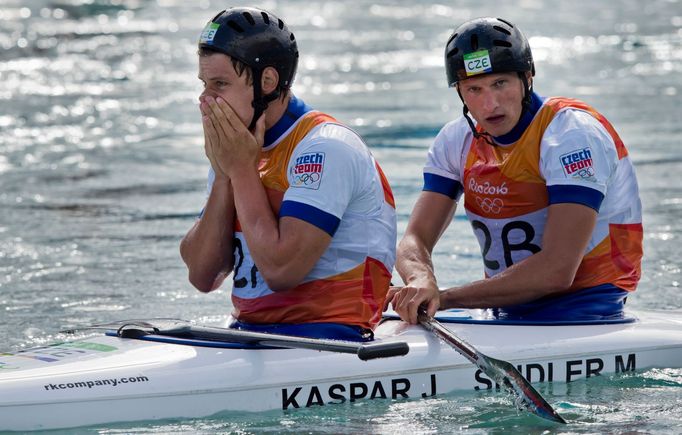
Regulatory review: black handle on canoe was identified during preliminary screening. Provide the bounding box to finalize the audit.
[357,341,410,361]
[116,323,410,361]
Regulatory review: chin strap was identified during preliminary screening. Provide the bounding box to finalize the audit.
[456,87,497,147]
[248,68,281,132]
[519,72,533,114]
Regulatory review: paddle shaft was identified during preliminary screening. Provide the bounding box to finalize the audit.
[120,324,410,361]
[420,316,479,363]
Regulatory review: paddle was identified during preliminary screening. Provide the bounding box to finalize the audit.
[418,311,567,424]
[113,322,410,361]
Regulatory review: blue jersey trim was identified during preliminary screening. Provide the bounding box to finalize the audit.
[423,173,464,200]
[279,200,341,236]
[548,184,604,211]
[494,92,544,145]
[264,95,312,148]
[492,283,630,322]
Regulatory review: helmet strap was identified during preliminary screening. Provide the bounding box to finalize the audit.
[456,87,497,147]
[519,72,533,115]
[248,68,281,132]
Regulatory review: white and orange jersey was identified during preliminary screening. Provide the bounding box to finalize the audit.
[206,96,397,329]
[424,94,643,293]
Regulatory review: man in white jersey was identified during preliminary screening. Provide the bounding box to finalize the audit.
[180,7,397,340]
[386,17,643,324]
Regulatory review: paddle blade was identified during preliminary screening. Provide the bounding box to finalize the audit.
[482,355,567,424]
[419,314,566,424]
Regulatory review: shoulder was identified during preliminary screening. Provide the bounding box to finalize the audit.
[542,107,617,156]
[427,116,473,173]
[293,121,372,161]
[546,107,613,142]
[539,104,620,185]
[433,116,474,150]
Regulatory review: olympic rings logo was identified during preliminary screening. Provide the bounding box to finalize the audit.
[475,196,504,214]
[294,172,321,185]
[576,167,595,179]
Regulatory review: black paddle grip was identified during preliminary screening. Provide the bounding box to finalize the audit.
[357,341,410,361]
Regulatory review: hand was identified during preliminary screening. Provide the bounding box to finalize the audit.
[200,95,266,177]
[384,284,440,325]
[201,109,227,181]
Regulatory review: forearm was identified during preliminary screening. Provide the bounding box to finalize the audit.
[396,235,439,291]
[439,250,575,309]
[229,167,294,289]
[180,179,235,292]
[396,191,457,291]
[441,203,597,309]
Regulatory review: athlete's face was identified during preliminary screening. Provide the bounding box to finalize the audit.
[198,53,253,127]
[458,72,528,137]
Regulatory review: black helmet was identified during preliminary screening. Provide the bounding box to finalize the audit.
[199,7,298,90]
[198,7,299,129]
[445,17,534,87]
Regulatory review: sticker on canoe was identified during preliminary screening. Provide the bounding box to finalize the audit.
[0,361,19,370]
[281,374,437,409]
[280,353,639,409]
[43,375,150,392]
[2,341,117,364]
[59,342,117,352]
[474,353,637,389]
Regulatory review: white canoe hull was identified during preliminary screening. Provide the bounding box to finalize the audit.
[1,309,681,431]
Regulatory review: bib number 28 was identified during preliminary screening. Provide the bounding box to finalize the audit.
[471,219,541,271]
[232,238,259,288]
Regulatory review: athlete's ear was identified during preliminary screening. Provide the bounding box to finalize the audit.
[261,67,279,94]
[525,71,533,89]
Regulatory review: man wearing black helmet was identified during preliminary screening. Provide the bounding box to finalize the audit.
[386,18,643,324]
[180,7,397,340]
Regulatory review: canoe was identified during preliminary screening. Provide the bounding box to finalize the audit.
[1,308,681,431]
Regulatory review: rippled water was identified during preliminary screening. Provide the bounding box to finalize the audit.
[1,0,681,433]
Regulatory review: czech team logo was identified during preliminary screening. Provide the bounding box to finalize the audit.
[291,152,325,190]
[560,147,595,179]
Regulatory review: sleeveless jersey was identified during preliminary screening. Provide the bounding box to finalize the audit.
[207,97,397,329]
[424,96,642,293]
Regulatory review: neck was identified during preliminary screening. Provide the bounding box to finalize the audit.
[263,93,291,130]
